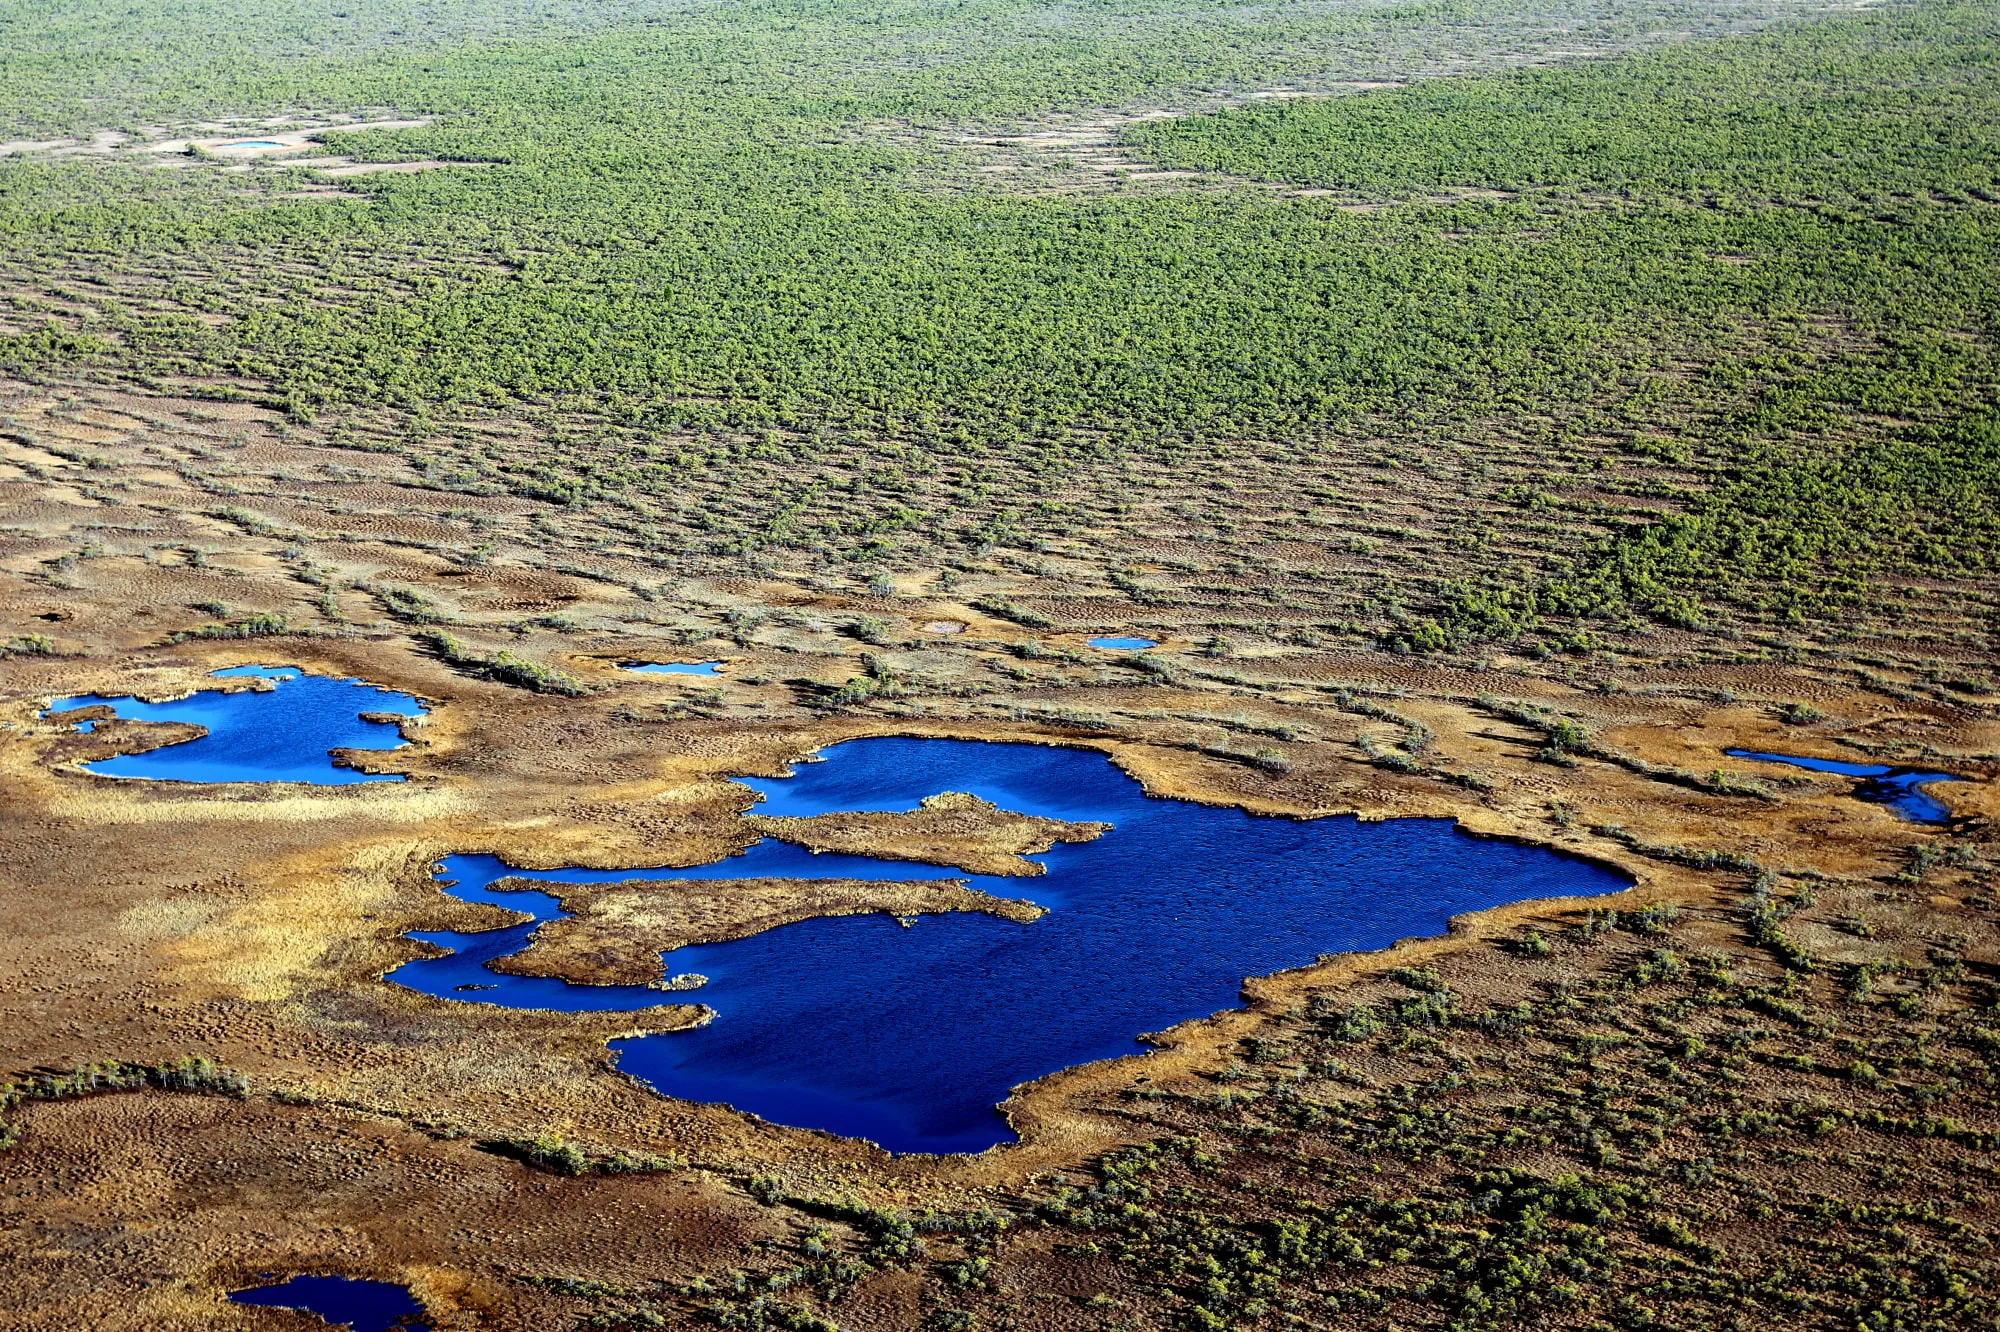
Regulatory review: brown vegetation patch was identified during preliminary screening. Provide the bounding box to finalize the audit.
[488,874,1047,986]
[745,790,1109,876]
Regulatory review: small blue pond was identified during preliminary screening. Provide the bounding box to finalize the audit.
[44,665,426,785]
[229,1275,427,1331]
[221,140,287,149]
[1726,749,1963,823]
[1089,636,1157,651]
[394,736,1628,1154]
[624,661,724,676]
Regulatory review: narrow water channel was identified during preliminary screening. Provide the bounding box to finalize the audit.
[1725,749,1963,823]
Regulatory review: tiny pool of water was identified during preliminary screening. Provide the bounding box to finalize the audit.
[44,665,426,785]
[220,140,287,149]
[624,661,723,676]
[229,1275,427,1331]
[1089,636,1157,651]
[396,736,1628,1154]
[1726,749,1963,824]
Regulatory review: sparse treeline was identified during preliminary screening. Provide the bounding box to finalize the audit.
[0,0,1994,653]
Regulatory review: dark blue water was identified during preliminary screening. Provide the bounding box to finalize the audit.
[625,661,723,676]
[1088,636,1157,650]
[43,665,426,784]
[229,1275,427,1331]
[1725,749,1963,823]
[221,140,286,148]
[396,737,1627,1154]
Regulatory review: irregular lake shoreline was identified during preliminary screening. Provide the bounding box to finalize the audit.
[229,1273,429,1331]
[400,735,1631,1154]
[28,671,1638,1154]
[43,665,427,785]
[7,632,1989,1332]
[486,873,1046,986]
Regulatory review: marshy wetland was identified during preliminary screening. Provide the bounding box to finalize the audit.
[397,737,1626,1153]
[2,0,1999,1327]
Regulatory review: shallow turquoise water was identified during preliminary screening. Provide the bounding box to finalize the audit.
[624,661,723,676]
[396,737,1630,1154]
[1088,636,1157,650]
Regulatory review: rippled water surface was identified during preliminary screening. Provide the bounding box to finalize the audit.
[400,737,1628,1154]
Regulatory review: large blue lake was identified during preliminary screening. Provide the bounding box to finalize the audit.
[37,669,1631,1152]
[395,737,1629,1154]
[44,665,426,784]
